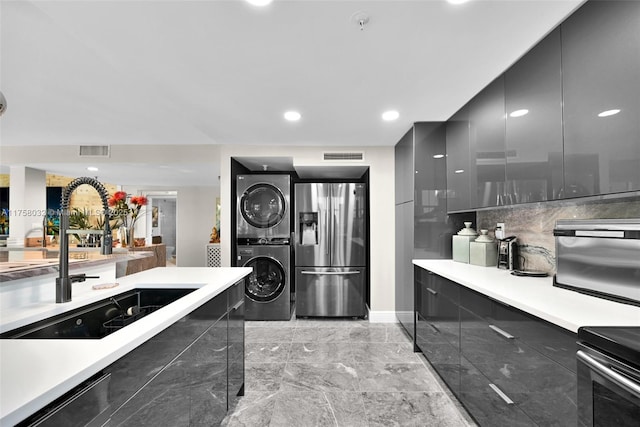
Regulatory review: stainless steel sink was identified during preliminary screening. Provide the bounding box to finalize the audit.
[0,288,195,339]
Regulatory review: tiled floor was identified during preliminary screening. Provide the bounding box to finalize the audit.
[222,318,476,427]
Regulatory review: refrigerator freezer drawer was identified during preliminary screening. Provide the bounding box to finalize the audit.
[295,267,366,317]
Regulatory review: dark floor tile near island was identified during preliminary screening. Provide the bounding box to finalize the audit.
[222,319,476,427]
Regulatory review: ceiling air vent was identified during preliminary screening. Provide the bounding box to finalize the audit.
[323,152,364,161]
[79,145,110,157]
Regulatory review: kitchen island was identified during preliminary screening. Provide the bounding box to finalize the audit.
[0,266,251,426]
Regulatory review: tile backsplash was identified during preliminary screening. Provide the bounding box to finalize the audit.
[476,195,640,273]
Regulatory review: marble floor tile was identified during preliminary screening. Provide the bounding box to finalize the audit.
[289,342,355,364]
[351,342,421,364]
[246,319,297,328]
[348,323,411,343]
[363,391,470,427]
[245,363,285,392]
[281,362,360,392]
[355,363,443,392]
[245,342,291,364]
[269,391,367,427]
[292,326,351,342]
[245,326,295,343]
[221,391,279,427]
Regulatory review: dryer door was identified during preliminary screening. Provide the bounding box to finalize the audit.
[240,183,287,229]
[244,256,286,302]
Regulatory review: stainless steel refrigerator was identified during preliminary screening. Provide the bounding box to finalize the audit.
[294,183,367,317]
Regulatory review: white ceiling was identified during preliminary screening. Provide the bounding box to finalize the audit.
[0,0,584,184]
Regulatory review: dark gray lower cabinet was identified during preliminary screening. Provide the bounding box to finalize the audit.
[416,268,577,426]
[105,290,233,427]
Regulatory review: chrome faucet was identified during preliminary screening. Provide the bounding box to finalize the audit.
[56,177,113,303]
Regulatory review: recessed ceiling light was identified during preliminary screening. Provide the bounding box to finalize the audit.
[433,154,445,159]
[454,169,465,174]
[509,109,529,118]
[245,0,273,6]
[87,166,99,172]
[284,111,301,121]
[598,109,620,117]
[382,110,399,121]
[447,0,471,4]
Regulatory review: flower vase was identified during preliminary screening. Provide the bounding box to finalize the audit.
[128,227,136,248]
[119,226,128,248]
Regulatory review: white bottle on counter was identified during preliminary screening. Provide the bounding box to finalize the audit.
[453,222,477,263]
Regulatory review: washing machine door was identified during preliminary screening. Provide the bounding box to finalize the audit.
[240,183,286,229]
[244,256,286,302]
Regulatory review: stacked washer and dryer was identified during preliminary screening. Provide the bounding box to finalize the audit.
[236,174,292,320]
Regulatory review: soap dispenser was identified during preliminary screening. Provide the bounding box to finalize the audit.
[453,222,478,263]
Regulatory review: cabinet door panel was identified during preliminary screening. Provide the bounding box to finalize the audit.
[414,123,451,258]
[228,300,245,410]
[446,108,471,212]
[395,128,414,204]
[469,76,506,208]
[396,203,415,339]
[505,28,563,202]
[562,0,640,196]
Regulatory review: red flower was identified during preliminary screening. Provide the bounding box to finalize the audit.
[108,196,117,207]
[135,196,148,206]
[113,191,127,201]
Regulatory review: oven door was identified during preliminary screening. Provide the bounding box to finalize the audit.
[577,343,640,427]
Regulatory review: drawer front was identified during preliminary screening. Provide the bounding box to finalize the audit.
[488,301,577,373]
[460,356,536,427]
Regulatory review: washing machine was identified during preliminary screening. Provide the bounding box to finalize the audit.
[237,244,291,320]
[236,174,291,240]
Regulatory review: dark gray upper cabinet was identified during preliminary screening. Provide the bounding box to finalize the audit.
[414,123,451,258]
[469,76,506,208]
[446,107,472,212]
[395,128,414,204]
[561,0,640,197]
[505,28,564,203]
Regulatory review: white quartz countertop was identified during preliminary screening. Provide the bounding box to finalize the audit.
[0,267,251,426]
[413,260,640,333]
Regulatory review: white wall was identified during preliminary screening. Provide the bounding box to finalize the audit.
[219,145,396,315]
[176,186,219,267]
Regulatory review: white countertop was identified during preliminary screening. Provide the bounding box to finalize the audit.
[0,267,251,426]
[413,260,640,333]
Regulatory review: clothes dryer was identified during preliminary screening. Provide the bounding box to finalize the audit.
[237,244,291,320]
[237,175,290,240]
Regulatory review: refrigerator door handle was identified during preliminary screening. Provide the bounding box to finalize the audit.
[325,195,330,256]
[301,270,361,275]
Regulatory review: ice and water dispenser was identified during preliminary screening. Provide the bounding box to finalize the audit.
[299,212,318,245]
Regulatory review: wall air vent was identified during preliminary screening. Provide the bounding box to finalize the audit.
[323,152,364,161]
[79,145,110,157]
